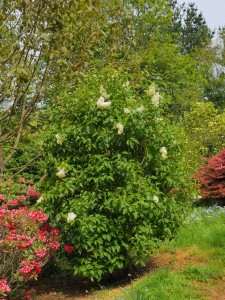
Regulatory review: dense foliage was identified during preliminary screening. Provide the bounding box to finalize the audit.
[1,0,225,291]
[39,69,193,280]
[181,102,225,169]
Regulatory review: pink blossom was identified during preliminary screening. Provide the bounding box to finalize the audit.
[41,223,52,232]
[7,179,13,185]
[50,228,60,237]
[0,279,11,294]
[64,245,74,253]
[49,241,60,251]
[19,260,42,278]
[37,231,47,243]
[28,210,48,223]
[7,200,18,206]
[18,178,26,183]
[0,189,61,292]
[25,291,32,299]
[16,195,26,202]
[35,247,48,259]
[26,186,41,198]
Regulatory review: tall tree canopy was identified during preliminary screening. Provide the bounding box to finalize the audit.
[168,0,213,53]
[0,0,217,178]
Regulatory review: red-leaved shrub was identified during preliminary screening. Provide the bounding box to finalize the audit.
[196,148,225,200]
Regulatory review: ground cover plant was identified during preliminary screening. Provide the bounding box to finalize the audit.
[116,206,225,300]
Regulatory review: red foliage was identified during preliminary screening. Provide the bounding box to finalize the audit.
[197,148,225,199]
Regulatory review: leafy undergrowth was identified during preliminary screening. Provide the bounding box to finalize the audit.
[32,206,225,300]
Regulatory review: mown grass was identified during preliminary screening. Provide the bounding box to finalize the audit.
[116,269,201,300]
[114,206,225,300]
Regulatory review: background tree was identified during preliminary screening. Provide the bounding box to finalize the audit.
[168,0,213,53]
[204,27,225,109]
[0,0,135,178]
[0,0,219,182]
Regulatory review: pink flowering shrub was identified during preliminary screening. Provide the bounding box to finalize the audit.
[0,178,40,208]
[0,179,61,299]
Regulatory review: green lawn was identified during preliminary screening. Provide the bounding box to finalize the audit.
[114,206,225,300]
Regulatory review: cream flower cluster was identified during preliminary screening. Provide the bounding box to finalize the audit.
[153,195,159,203]
[123,106,144,114]
[151,92,160,107]
[124,108,131,114]
[160,146,168,160]
[136,106,144,112]
[116,123,124,135]
[56,167,66,178]
[146,84,160,107]
[67,212,77,223]
[97,96,111,109]
[55,134,63,145]
[97,86,111,109]
[36,196,44,204]
[146,84,156,97]
[100,85,110,99]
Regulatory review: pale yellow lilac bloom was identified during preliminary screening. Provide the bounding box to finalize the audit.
[116,123,124,135]
[124,108,131,114]
[136,106,144,112]
[67,212,77,223]
[55,134,63,145]
[153,195,159,203]
[36,196,44,204]
[97,96,111,109]
[160,146,168,160]
[100,85,110,99]
[56,167,66,178]
[122,80,130,87]
[146,84,156,97]
[151,92,160,107]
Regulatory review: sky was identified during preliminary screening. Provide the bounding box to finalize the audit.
[177,0,225,30]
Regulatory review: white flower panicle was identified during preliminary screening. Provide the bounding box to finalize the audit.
[97,96,111,109]
[136,106,144,112]
[124,108,131,114]
[67,212,77,223]
[153,195,159,203]
[151,92,160,107]
[123,80,130,87]
[55,134,63,145]
[98,96,105,103]
[100,85,110,99]
[36,196,44,204]
[156,117,163,122]
[56,167,66,178]
[146,84,156,97]
[160,146,168,160]
[116,123,124,135]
